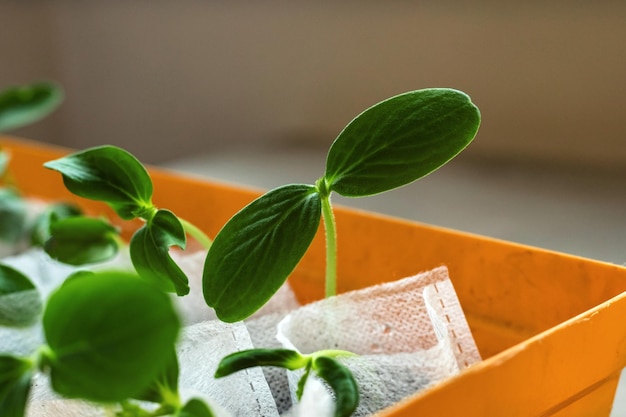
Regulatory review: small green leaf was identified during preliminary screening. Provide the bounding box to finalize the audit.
[0,81,63,132]
[0,263,42,327]
[0,188,27,244]
[30,202,82,246]
[130,209,188,295]
[44,216,120,265]
[325,88,480,197]
[203,184,321,322]
[215,349,308,378]
[313,356,359,417]
[179,398,216,417]
[42,271,180,403]
[43,145,154,220]
[0,355,32,417]
[132,349,179,404]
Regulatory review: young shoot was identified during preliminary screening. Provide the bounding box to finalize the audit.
[44,145,213,295]
[0,270,185,417]
[215,348,358,417]
[203,88,481,322]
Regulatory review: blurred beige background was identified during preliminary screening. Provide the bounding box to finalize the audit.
[2,2,626,167]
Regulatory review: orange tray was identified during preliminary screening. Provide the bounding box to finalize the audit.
[3,136,626,416]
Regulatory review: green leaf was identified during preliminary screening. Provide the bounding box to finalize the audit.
[30,202,82,246]
[0,81,63,132]
[179,398,216,417]
[0,188,27,244]
[203,184,321,322]
[41,271,180,403]
[43,145,154,220]
[44,216,120,265]
[132,349,179,404]
[325,88,480,197]
[0,355,32,417]
[313,356,359,417]
[0,263,42,327]
[130,209,189,295]
[215,348,308,378]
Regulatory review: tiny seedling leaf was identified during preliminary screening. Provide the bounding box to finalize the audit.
[203,184,321,322]
[313,356,359,417]
[130,209,189,295]
[30,202,82,246]
[44,216,120,265]
[179,398,216,417]
[43,145,154,220]
[0,355,32,417]
[42,271,180,403]
[0,188,27,244]
[0,81,63,132]
[215,349,308,378]
[0,263,42,327]
[325,88,480,197]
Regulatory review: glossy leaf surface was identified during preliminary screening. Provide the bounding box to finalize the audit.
[0,355,32,417]
[325,88,480,197]
[44,216,119,265]
[42,271,180,403]
[0,189,26,243]
[44,145,154,220]
[203,184,321,322]
[313,356,359,417]
[130,209,188,295]
[215,349,307,378]
[0,264,42,326]
[0,82,63,132]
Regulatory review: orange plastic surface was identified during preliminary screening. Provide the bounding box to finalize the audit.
[3,136,626,416]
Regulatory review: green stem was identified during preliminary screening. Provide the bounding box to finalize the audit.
[179,217,212,250]
[321,194,337,298]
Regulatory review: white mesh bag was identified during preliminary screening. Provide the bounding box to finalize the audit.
[277,266,480,417]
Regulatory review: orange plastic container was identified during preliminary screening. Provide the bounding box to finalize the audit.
[3,136,626,416]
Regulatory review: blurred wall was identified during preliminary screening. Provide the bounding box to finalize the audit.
[2,2,625,166]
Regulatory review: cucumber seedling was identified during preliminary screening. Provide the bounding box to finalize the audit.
[203,88,481,322]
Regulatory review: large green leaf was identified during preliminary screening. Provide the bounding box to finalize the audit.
[0,188,27,244]
[44,216,120,265]
[0,355,32,417]
[0,263,42,327]
[41,271,180,403]
[0,81,63,132]
[313,356,359,417]
[324,88,480,197]
[130,209,188,295]
[203,184,321,322]
[43,145,154,220]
